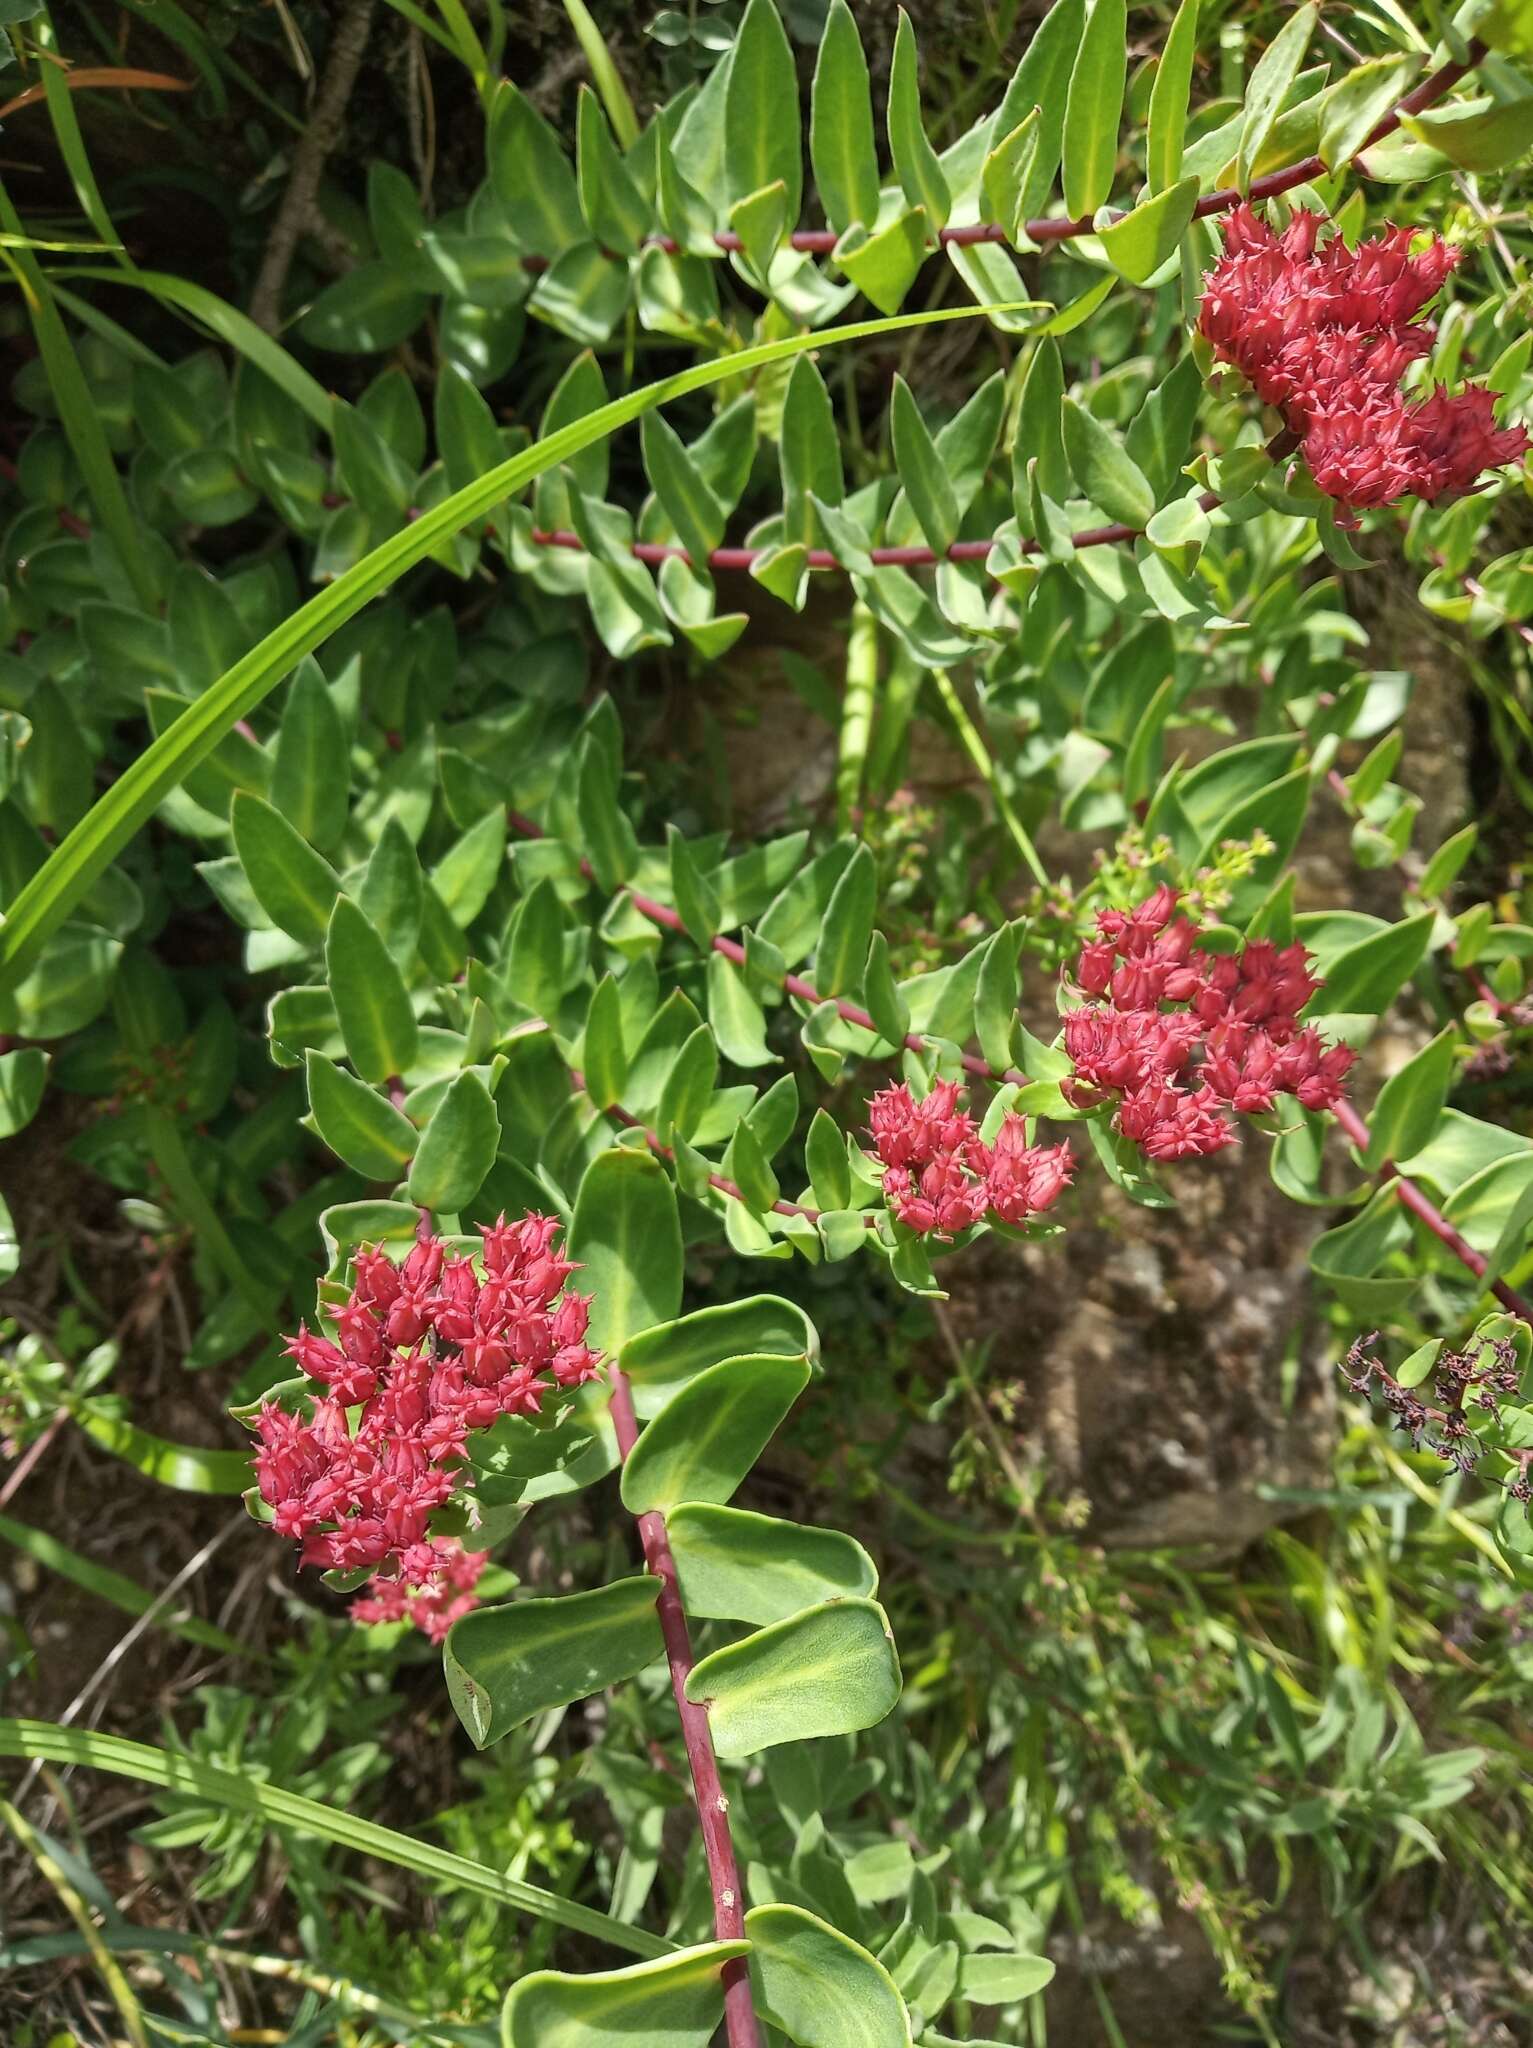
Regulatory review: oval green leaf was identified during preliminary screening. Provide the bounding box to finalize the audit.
[570,1148,685,1358]
[407,1068,500,1214]
[746,1903,911,2048]
[306,1050,417,1181]
[325,895,419,1084]
[502,1941,752,2048]
[618,1296,819,1417]
[669,1502,878,1625]
[684,1597,901,1758]
[444,1577,663,1749]
[620,1353,812,1517]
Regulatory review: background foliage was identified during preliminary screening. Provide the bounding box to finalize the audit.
[3,0,1533,2042]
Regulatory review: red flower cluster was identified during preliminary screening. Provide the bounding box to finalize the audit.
[1063,884,1354,1160]
[350,1536,488,1643]
[252,1216,601,1592]
[1198,205,1528,510]
[869,1080,1074,1237]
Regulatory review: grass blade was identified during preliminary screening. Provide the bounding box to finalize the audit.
[0,1796,149,2048]
[0,1513,249,1657]
[33,9,145,260]
[0,191,157,608]
[0,1719,676,1958]
[55,266,334,429]
[563,0,639,146]
[72,1407,253,1494]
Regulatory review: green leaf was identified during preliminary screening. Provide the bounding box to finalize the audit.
[563,0,640,147]
[708,951,778,1068]
[1442,1154,1533,1282]
[230,791,341,946]
[490,82,584,252]
[578,741,640,892]
[359,818,424,969]
[620,1353,810,1515]
[684,1598,901,1758]
[805,1107,853,1212]
[747,1904,911,2048]
[725,0,803,222]
[974,920,1024,1074]
[570,1149,685,1357]
[957,1951,1056,2003]
[436,362,508,504]
[444,1578,663,1749]
[656,1024,719,1144]
[1178,734,1304,841]
[507,876,567,1023]
[270,659,349,854]
[1402,85,1533,173]
[0,202,157,608]
[815,841,877,998]
[0,1047,48,1139]
[619,1296,817,1414]
[502,1942,750,2048]
[1309,912,1434,1022]
[890,376,960,556]
[724,1117,780,1212]
[325,895,419,1084]
[300,263,429,352]
[583,973,629,1110]
[1061,399,1155,528]
[1062,0,1127,219]
[306,1051,417,1181]
[863,930,912,1048]
[668,826,722,946]
[1420,825,1477,900]
[887,10,949,232]
[992,0,1084,222]
[408,1070,500,1213]
[1308,1183,1416,1316]
[1317,54,1415,171]
[1237,5,1318,194]
[1,303,1028,996]
[0,1719,669,1958]
[1361,1028,1457,1172]
[1147,0,1200,192]
[728,179,789,285]
[1014,337,1069,506]
[981,111,1042,244]
[669,1502,878,1625]
[812,0,881,238]
[0,926,119,1042]
[780,354,843,549]
[642,410,726,566]
[577,87,650,251]
[75,1407,252,1494]
[833,209,928,316]
[1096,175,1199,286]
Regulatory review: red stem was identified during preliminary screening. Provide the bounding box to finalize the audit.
[606,1368,761,2047]
[513,47,1476,275]
[1330,1097,1532,1321]
[528,499,1213,581]
[0,1407,68,1513]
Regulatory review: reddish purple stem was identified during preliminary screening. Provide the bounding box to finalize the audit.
[607,1368,761,2047]
[514,47,1475,276]
[1330,1098,1532,1321]
[529,519,1156,579]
